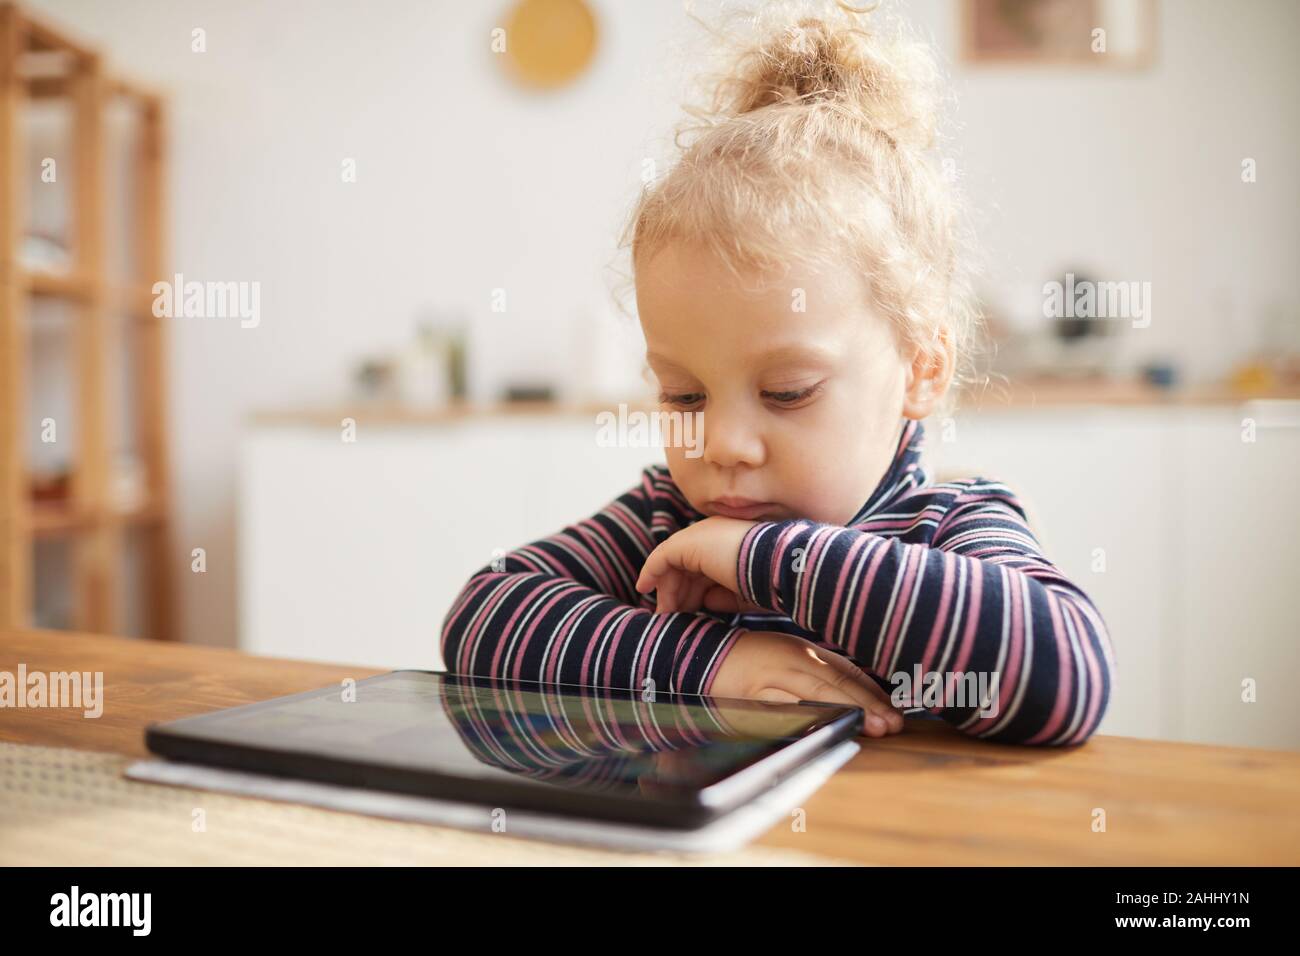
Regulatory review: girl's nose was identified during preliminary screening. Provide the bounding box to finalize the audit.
[701,408,765,469]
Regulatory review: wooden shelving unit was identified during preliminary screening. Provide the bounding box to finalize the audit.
[1,2,174,639]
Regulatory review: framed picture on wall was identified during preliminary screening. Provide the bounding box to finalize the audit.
[960,0,1157,68]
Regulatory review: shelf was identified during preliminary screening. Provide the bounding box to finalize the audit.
[30,501,163,537]
[22,269,160,317]
[30,503,88,536]
[5,2,175,641]
[24,268,92,300]
[25,67,161,106]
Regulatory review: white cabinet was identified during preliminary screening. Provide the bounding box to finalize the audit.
[240,403,1299,749]
[1174,406,1300,750]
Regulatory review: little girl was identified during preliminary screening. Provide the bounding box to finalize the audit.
[442,1,1115,745]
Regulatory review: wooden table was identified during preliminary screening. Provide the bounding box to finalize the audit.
[3,628,1297,865]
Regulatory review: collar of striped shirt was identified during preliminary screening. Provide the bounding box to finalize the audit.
[844,417,930,526]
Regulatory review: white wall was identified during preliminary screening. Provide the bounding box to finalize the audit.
[26,0,1300,648]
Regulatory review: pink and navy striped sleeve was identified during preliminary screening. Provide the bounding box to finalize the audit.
[734,433,1116,745]
[439,466,746,699]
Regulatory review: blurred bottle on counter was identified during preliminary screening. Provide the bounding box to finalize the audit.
[397,309,470,405]
[446,321,468,399]
[1228,302,1300,393]
[398,320,448,405]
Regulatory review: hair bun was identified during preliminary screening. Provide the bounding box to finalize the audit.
[698,0,941,152]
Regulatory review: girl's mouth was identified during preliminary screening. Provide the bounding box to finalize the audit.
[707,499,776,519]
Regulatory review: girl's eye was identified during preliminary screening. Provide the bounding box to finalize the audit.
[658,391,704,408]
[658,383,825,408]
[761,382,825,407]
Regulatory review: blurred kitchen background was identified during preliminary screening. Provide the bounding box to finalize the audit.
[4,0,1298,749]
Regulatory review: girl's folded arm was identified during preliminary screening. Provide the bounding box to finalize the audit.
[734,482,1116,745]
[440,468,745,698]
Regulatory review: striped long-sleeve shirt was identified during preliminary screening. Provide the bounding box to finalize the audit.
[440,417,1116,745]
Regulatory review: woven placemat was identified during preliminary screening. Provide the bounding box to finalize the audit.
[0,742,854,866]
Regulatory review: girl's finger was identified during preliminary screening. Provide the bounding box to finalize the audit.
[814,651,904,731]
[814,649,887,699]
[660,571,692,614]
[635,564,655,595]
[636,547,669,594]
[654,572,677,613]
[773,667,899,738]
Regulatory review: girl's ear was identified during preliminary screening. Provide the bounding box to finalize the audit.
[901,326,955,420]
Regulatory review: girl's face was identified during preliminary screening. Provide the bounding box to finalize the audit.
[635,240,946,527]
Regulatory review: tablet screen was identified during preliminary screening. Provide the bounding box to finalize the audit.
[150,671,857,797]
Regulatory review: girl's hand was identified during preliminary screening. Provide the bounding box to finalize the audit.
[709,630,905,738]
[635,516,766,614]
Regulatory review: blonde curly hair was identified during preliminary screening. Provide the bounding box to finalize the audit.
[617,0,986,420]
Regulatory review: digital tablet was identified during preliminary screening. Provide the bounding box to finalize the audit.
[144,670,863,829]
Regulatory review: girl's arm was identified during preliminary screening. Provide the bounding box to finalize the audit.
[734,481,1116,745]
[440,467,745,700]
